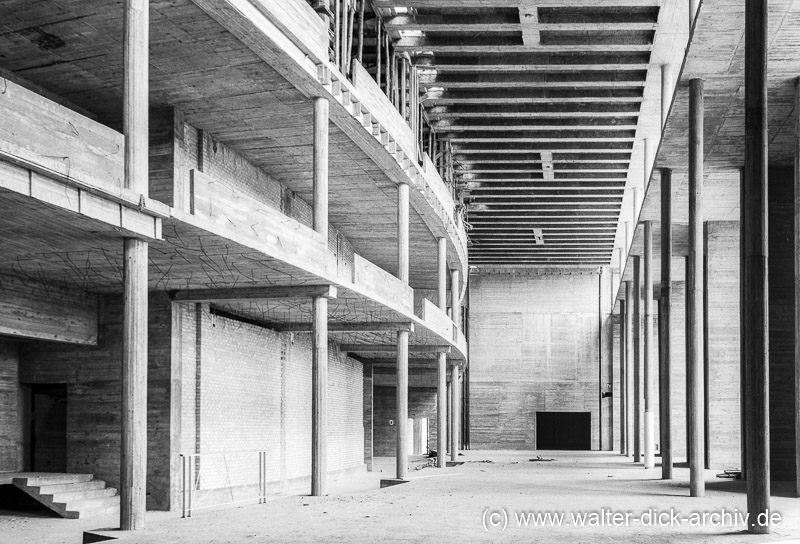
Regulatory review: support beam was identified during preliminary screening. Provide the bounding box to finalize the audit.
[396,330,409,480]
[171,285,338,303]
[660,168,674,480]
[625,280,634,457]
[311,296,327,496]
[643,221,655,469]
[120,0,148,531]
[276,322,414,333]
[633,256,642,463]
[398,183,410,283]
[743,0,769,531]
[340,345,452,353]
[688,78,706,498]
[437,352,447,468]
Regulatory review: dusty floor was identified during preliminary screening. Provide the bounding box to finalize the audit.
[2,451,799,543]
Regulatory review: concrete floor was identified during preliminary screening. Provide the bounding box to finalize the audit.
[2,451,799,543]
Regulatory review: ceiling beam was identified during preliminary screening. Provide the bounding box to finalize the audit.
[340,345,453,353]
[275,322,416,333]
[374,0,660,6]
[171,285,337,303]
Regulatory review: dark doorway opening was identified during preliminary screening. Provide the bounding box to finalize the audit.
[536,412,591,450]
[28,384,67,472]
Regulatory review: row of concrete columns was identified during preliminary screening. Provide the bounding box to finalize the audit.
[618,1,771,531]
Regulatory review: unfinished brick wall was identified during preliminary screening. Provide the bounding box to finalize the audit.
[0,340,21,472]
[468,271,604,450]
[178,305,365,499]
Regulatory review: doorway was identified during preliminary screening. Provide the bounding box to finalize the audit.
[536,412,591,450]
[28,384,67,472]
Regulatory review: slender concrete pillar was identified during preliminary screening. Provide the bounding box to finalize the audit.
[436,238,447,468]
[437,353,447,468]
[660,168,674,480]
[643,222,655,469]
[450,364,459,462]
[437,238,447,311]
[313,97,329,241]
[451,269,461,329]
[795,79,800,501]
[633,255,642,463]
[311,297,328,495]
[688,78,706,498]
[620,299,627,456]
[743,0,770,531]
[310,95,330,497]
[121,0,149,531]
[396,330,409,480]
[397,183,410,283]
[625,280,634,458]
[661,65,673,130]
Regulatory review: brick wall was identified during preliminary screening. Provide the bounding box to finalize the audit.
[468,271,604,450]
[178,305,365,500]
[363,365,374,470]
[19,294,176,510]
[0,340,21,471]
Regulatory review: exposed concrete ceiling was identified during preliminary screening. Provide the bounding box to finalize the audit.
[380,0,690,267]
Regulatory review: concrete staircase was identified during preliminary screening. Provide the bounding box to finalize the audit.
[12,473,119,519]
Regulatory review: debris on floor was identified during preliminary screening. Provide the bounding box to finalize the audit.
[716,469,742,479]
[529,455,556,462]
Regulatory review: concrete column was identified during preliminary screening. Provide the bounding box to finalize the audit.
[311,297,328,496]
[311,95,330,497]
[121,0,149,531]
[660,168,674,480]
[794,79,800,501]
[661,65,673,130]
[625,280,634,457]
[396,330,409,480]
[397,183,410,283]
[633,255,642,463]
[450,364,459,462]
[743,0,769,531]
[688,78,706,498]
[437,238,447,468]
[643,222,655,469]
[313,97,329,240]
[452,268,461,329]
[437,353,447,468]
[437,238,447,311]
[620,299,627,456]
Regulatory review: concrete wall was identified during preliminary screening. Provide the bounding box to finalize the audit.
[769,167,798,482]
[19,294,176,510]
[468,271,605,450]
[373,385,438,456]
[0,340,21,471]
[704,221,742,469]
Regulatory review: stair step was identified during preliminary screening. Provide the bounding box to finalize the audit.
[33,480,107,495]
[48,487,117,503]
[64,502,120,520]
[55,495,120,515]
[13,473,93,486]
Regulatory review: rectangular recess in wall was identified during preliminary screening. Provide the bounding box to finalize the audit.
[536,412,591,451]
